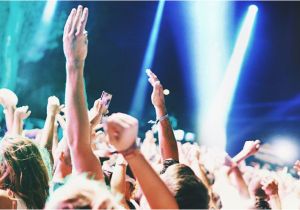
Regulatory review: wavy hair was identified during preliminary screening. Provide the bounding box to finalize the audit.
[0,135,49,209]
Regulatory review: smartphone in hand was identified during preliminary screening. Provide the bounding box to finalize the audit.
[100,91,112,115]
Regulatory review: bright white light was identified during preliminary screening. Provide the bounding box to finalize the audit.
[130,0,165,118]
[185,132,196,141]
[185,2,231,149]
[271,136,299,163]
[174,129,185,141]
[163,89,170,95]
[200,5,258,150]
[42,0,58,24]
[249,5,258,13]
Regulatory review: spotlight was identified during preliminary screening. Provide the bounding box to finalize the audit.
[200,4,258,150]
[130,0,165,118]
[42,0,58,24]
[185,132,196,142]
[271,136,299,163]
[174,129,185,141]
[163,89,170,95]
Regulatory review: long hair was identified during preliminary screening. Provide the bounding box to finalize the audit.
[0,135,49,209]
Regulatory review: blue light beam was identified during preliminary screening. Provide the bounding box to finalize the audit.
[200,5,258,150]
[130,0,165,118]
[42,0,58,24]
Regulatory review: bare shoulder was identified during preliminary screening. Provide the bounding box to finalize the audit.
[0,189,14,209]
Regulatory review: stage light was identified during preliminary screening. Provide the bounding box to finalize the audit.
[42,0,58,24]
[130,0,165,118]
[271,136,299,163]
[185,132,196,142]
[174,129,185,141]
[163,89,170,95]
[180,2,231,148]
[200,5,258,150]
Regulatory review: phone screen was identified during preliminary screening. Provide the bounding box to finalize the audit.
[100,91,112,114]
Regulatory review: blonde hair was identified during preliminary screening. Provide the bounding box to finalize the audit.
[46,175,123,209]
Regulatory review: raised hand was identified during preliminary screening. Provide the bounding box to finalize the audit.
[242,140,261,157]
[0,88,18,108]
[105,113,138,153]
[47,96,61,116]
[63,5,89,68]
[15,106,31,120]
[261,177,279,196]
[146,69,165,109]
[294,160,300,176]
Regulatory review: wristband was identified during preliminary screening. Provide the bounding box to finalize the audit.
[148,114,169,125]
[119,142,138,158]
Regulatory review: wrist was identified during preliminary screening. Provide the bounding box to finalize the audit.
[155,105,167,118]
[123,149,140,160]
[66,61,85,73]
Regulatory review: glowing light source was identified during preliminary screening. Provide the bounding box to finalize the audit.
[163,89,170,95]
[200,5,258,150]
[42,0,58,24]
[130,0,165,118]
[174,129,185,141]
[271,136,299,163]
[185,132,196,142]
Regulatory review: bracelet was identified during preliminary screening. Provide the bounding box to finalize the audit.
[148,114,169,125]
[119,142,138,158]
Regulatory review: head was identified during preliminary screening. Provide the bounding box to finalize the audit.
[161,163,210,209]
[0,135,49,209]
[45,175,121,209]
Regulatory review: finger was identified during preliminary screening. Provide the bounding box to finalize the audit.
[59,104,65,110]
[26,110,31,118]
[115,113,138,126]
[153,81,163,95]
[146,69,158,80]
[93,123,103,131]
[70,5,83,36]
[111,117,131,129]
[76,7,88,36]
[22,105,29,112]
[64,8,76,36]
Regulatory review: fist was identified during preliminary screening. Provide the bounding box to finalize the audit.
[242,140,261,157]
[261,177,279,196]
[105,113,138,152]
[15,106,31,120]
[294,160,300,176]
[47,96,60,115]
[0,88,18,108]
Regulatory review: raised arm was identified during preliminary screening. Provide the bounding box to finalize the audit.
[110,154,130,209]
[105,113,178,209]
[146,69,179,161]
[0,88,18,134]
[39,96,61,163]
[11,106,31,135]
[232,140,260,164]
[224,154,250,198]
[63,6,103,180]
[261,177,281,210]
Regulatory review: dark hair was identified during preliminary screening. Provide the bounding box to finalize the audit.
[0,136,49,209]
[255,197,271,210]
[162,164,210,209]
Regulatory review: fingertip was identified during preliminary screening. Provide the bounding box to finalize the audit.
[146,69,151,75]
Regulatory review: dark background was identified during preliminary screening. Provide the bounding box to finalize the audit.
[8,1,300,158]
